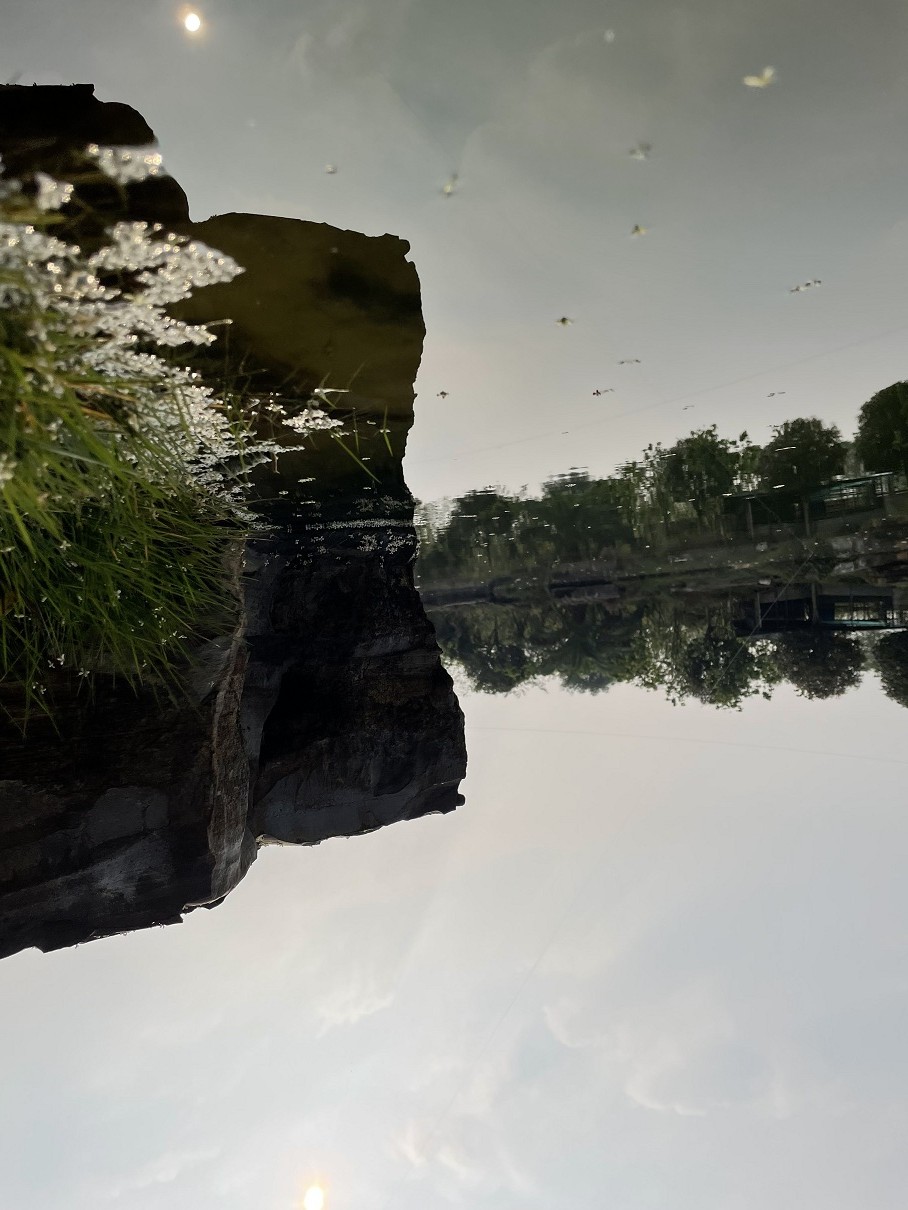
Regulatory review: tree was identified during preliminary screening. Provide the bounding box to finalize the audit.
[660,426,752,528]
[855,381,908,478]
[758,418,848,494]
[770,630,864,699]
[873,630,908,708]
[430,605,539,693]
[534,602,643,692]
[623,600,778,708]
[538,471,633,560]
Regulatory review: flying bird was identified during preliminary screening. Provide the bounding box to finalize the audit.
[441,172,458,198]
[324,163,338,174]
[743,66,776,88]
[767,390,787,397]
[631,224,648,237]
[629,143,651,160]
[789,279,821,293]
[682,405,694,410]
[556,316,574,326]
[437,390,449,398]
[592,388,614,396]
[617,358,641,365]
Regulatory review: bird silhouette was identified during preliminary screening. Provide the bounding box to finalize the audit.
[618,358,641,365]
[437,390,449,399]
[631,224,647,237]
[556,316,574,326]
[592,388,614,396]
[767,391,787,398]
[743,66,776,88]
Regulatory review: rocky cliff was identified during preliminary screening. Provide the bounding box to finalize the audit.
[0,85,465,960]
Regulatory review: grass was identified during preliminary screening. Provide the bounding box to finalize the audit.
[0,167,249,728]
[1,150,385,728]
[0,306,244,727]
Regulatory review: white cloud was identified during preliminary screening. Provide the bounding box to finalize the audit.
[97,1147,221,1201]
[315,973,395,1033]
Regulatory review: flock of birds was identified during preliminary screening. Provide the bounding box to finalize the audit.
[541,64,819,411]
[320,54,810,414]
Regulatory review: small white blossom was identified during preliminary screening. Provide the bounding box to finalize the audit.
[282,405,345,435]
[34,172,75,212]
[86,143,166,185]
[0,165,315,523]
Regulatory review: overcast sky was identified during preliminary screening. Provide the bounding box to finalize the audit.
[6,0,908,501]
[2,681,908,1209]
[2,2,908,1207]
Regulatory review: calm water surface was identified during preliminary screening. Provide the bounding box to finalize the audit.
[2,3,908,1208]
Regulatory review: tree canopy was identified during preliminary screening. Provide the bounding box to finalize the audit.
[660,426,753,526]
[855,381,908,477]
[873,630,908,708]
[758,418,848,494]
[769,630,864,699]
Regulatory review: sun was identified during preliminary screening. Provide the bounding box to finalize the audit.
[303,1186,325,1210]
[183,11,202,32]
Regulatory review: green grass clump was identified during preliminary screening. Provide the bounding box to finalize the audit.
[0,165,247,727]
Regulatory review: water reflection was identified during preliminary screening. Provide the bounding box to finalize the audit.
[416,429,908,706]
[2,6,908,1206]
[0,85,464,959]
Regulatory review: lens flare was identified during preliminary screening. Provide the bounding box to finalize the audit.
[303,1187,325,1210]
[183,11,202,32]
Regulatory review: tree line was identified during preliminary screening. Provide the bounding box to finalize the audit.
[416,381,908,584]
[416,381,908,708]
[428,594,908,711]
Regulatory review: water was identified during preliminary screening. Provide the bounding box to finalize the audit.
[2,5,908,1208]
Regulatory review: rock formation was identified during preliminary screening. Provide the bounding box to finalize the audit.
[0,85,465,960]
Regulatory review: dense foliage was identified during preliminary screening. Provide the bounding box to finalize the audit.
[768,630,864,699]
[757,418,848,494]
[855,381,908,478]
[873,630,908,707]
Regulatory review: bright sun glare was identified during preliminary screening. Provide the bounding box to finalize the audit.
[303,1187,325,1210]
[183,11,202,32]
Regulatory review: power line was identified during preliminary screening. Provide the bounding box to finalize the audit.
[417,320,908,466]
[466,722,908,766]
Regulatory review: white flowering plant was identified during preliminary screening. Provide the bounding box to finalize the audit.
[0,147,344,726]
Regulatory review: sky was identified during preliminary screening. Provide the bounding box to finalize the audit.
[4,0,908,503]
[1,681,908,1208]
[2,1,908,1207]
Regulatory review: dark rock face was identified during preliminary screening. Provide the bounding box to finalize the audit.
[0,86,465,960]
[0,592,253,958]
[0,82,192,229]
[245,513,465,847]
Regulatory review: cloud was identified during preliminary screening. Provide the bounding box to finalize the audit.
[97,1147,221,1201]
[545,983,777,1119]
[395,1119,427,1168]
[315,971,394,1033]
[543,996,616,1052]
[287,0,416,80]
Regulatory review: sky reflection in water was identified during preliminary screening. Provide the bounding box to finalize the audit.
[1,1,908,1207]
